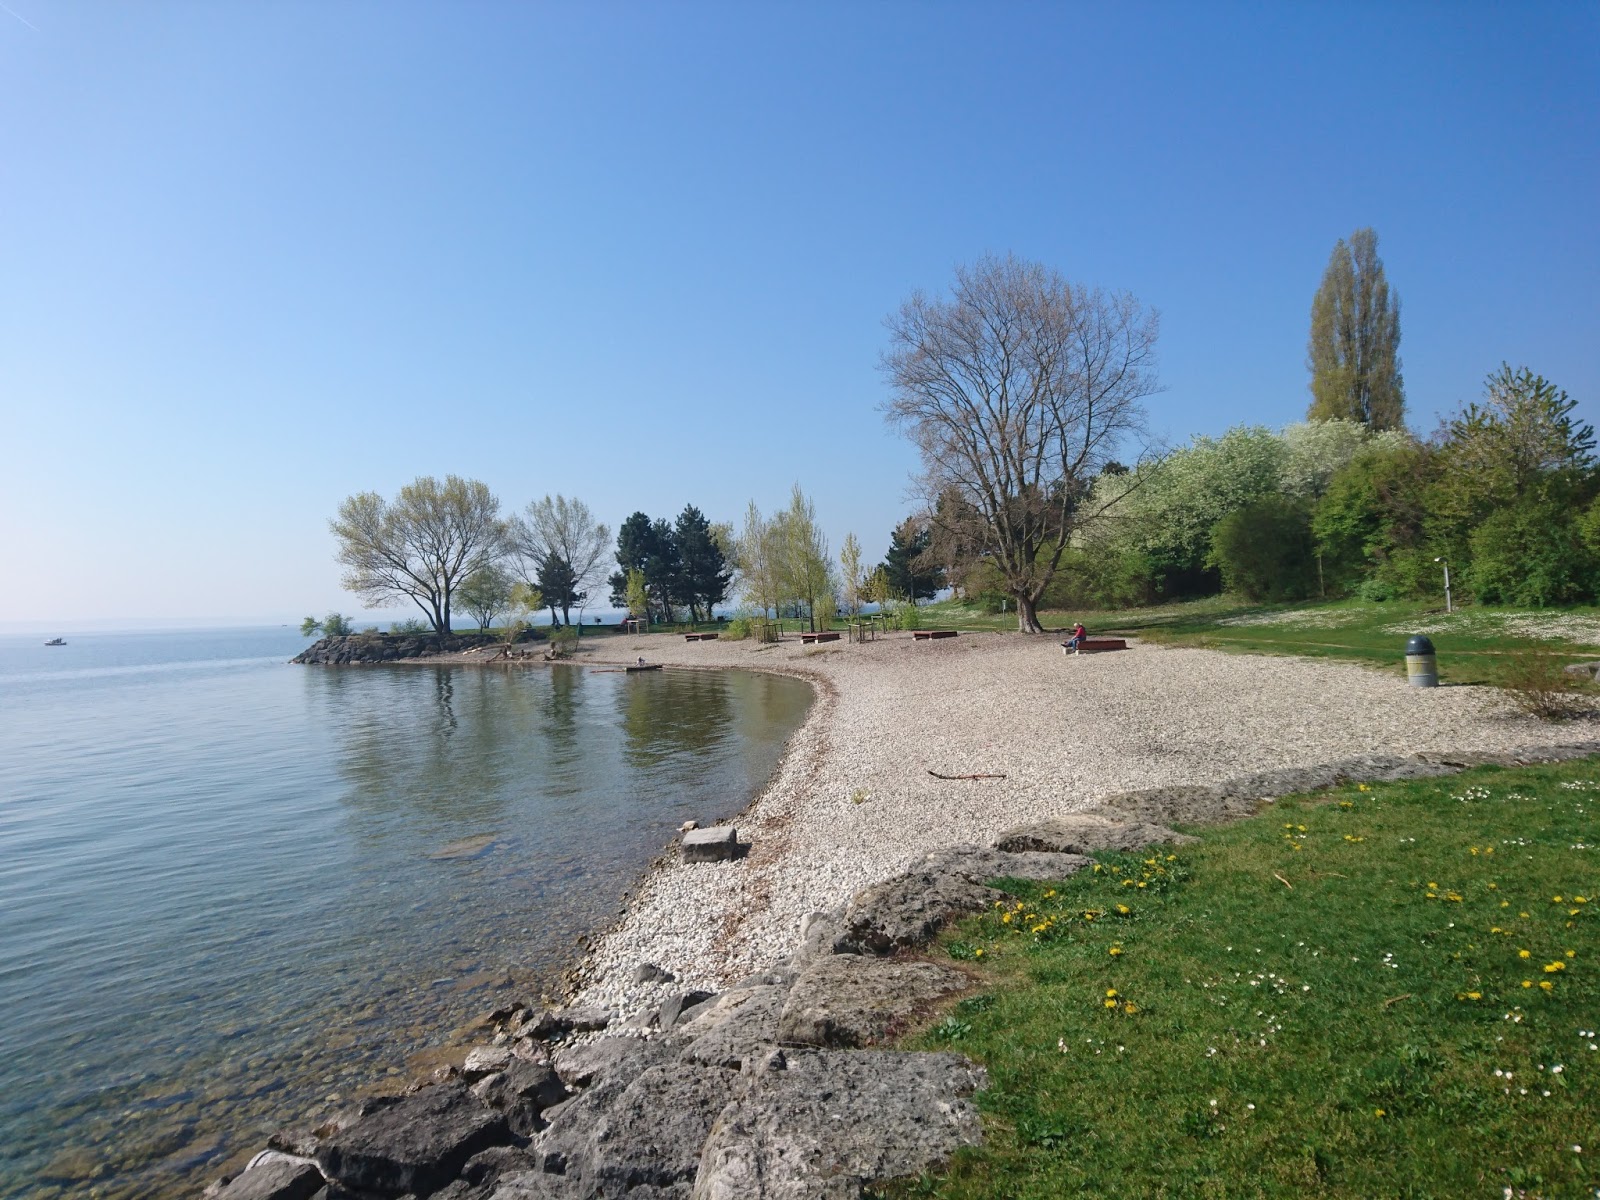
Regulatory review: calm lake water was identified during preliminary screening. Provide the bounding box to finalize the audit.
[0,628,811,1199]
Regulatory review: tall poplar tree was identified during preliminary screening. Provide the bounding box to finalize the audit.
[1307,228,1405,431]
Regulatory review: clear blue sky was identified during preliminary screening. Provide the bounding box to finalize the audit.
[2,2,1595,626]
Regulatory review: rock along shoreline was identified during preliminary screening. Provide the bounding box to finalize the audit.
[212,633,1600,1199]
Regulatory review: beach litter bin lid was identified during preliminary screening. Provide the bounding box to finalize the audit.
[1406,635,1436,656]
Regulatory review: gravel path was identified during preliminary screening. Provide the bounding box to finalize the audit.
[534,631,1580,1020]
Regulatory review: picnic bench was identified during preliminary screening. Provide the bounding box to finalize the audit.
[912,630,960,641]
[1061,638,1128,654]
[799,631,841,644]
[684,632,719,641]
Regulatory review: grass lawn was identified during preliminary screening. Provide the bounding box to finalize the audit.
[880,760,1600,1200]
[913,596,1600,687]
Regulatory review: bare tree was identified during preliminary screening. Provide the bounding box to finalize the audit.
[882,254,1160,632]
[331,475,507,634]
[512,495,612,623]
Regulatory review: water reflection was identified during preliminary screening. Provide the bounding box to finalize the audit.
[0,656,809,1200]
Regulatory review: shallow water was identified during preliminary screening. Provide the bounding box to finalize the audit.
[0,629,810,1198]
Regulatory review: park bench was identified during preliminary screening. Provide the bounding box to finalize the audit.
[683,632,719,641]
[913,630,960,640]
[799,631,841,644]
[1061,638,1128,655]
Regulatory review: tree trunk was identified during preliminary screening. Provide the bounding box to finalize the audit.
[1015,592,1045,634]
[561,602,573,626]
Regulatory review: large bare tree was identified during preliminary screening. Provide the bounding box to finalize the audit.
[882,254,1160,632]
[331,475,506,634]
[511,494,612,625]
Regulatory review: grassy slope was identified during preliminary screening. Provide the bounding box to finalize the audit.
[912,597,1600,687]
[878,761,1600,1200]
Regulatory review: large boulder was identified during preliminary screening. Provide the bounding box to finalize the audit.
[992,812,1197,855]
[213,1152,325,1200]
[470,1060,570,1137]
[315,1084,508,1196]
[677,985,788,1070]
[691,1048,986,1200]
[533,1059,739,1195]
[777,956,970,1049]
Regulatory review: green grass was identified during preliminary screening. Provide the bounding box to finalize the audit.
[915,596,1600,686]
[880,760,1600,1200]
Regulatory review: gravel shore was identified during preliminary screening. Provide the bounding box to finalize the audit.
[501,631,1586,1020]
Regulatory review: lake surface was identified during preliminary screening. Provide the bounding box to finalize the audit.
[0,628,811,1199]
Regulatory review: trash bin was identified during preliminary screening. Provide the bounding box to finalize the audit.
[1405,635,1438,687]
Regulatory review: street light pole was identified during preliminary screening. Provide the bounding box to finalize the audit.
[1435,556,1452,613]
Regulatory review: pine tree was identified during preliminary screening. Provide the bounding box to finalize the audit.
[1307,228,1405,431]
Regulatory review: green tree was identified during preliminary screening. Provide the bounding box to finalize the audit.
[883,254,1160,632]
[733,500,783,619]
[299,615,321,638]
[535,553,582,626]
[880,518,944,603]
[1311,442,1438,599]
[772,484,835,631]
[1466,499,1598,607]
[1307,228,1405,430]
[1208,497,1316,602]
[609,511,656,607]
[673,504,733,622]
[457,564,514,630]
[330,475,506,634]
[624,568,649,620]
[1439,364,1595,508]
[839,533,864,617]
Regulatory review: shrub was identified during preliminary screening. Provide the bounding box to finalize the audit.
[390,618,430,636]
[722,616,752,640]
[547,626,579,658]
[1206,497,1315,602]
[896,601,923,631]
[1495,646,1592,720]
[1467,499,1597,607]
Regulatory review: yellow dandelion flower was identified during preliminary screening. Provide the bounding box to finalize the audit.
[1123,1001,1139,1014]
[1104,999,1118,1009]
[1116,905,1130,915]
[974,948,984,957]
[1522,980,1533,988]
[1109,946,1123,956]
[1540,980,1554,992]
[1106,988,1118,997]
[1553,896,1564,903]
[1520,949,1531,958]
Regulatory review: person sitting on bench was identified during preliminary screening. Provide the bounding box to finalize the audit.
[1069,622,1088,654]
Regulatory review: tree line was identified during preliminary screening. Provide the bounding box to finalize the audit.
[323,233,1585,635]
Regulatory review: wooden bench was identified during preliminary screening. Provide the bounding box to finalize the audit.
[1061,638,1127,654]
[799,631,841,644]
[683,632,719,641]
[913,630,959,640]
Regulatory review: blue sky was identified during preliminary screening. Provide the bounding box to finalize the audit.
[2,2,1595,626]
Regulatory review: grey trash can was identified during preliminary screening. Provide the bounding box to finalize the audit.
[1405,635,1438,688]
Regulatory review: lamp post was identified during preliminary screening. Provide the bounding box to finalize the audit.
[1434,556,1452,614]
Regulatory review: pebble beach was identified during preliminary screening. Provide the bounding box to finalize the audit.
[530,630,1589,1021]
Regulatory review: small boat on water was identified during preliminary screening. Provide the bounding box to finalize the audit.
[44,637,66,646]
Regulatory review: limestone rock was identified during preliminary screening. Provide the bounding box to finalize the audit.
[632,962,677,985]
[678,985,787,1070]
[517,1005,613,1041]
[842,846,1090,955]
[777,956,971,1049]
[315,1083,508,1197]
[462,1046,515,1080]
[214,1152,324,1200]
[682,826,739,863]
[1097,783,1255,826]
[659,990,716,1031]
[552,1036,666,1090]
[993,813,1197,855]
[470,1060,569,1136]
[534,1059,739,1194]
[691,1049,986,1199]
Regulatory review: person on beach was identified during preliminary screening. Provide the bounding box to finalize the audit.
[1070,622,1088,654]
